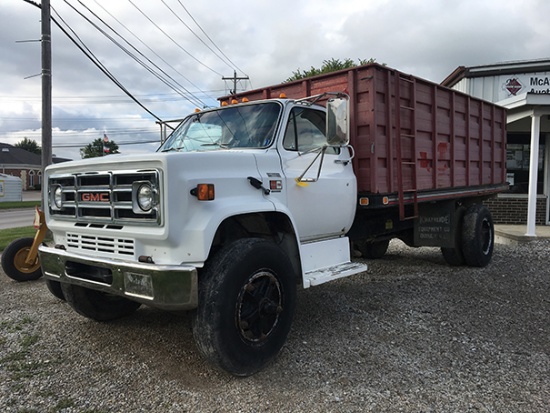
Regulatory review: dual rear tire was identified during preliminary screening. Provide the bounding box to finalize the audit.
[441,204,494,267]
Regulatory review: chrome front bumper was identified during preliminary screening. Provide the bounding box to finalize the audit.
[38,245,198,310]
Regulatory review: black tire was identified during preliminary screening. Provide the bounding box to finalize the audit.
[356,239,390,259]
[441,206,466,266]
[461,204,494,267]
[193,238,296,376]
[61,283,141,321]
[46,280,66,301]
[441,247,465,266]
[1,237,43,282]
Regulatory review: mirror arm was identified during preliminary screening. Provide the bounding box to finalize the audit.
[296,146,328,183]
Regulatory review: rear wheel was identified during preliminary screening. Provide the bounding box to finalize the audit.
[61,284,141,321]
[193,238,296,376]
[441,247,465,266]
[356,239,390,259]
[461,204,494,267]
[1,237,42,282]
[441,206,466,266]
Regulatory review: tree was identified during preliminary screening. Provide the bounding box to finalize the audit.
[15,137,41,155]
[285,58,381,82]
[80,137,120,159]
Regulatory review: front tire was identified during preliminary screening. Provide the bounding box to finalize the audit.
[193,238,296,376]
[61,284,141,321]
[46,280,66,301]
[1,237,42,282]
[461,204,494,267]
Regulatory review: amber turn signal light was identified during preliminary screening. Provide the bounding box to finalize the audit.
[191,184,215,201]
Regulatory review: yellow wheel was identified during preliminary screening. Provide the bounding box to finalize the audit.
[1,237,43,281]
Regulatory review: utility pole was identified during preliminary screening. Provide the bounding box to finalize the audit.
[41,0,52,178]
[222,70,249,95]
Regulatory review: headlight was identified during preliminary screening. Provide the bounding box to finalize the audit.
[53,186,63,209]
[137,183,153,212]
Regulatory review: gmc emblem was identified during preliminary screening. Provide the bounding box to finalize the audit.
[81,192,110,202]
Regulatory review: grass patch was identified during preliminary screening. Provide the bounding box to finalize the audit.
[21,334,40,349]
[80,410,108,413]
[0,201,40,210]
[0,316,34,332]
[0,226,39,252]
[54,398,75,410]
[6,359,44,380]
[0,317,45,382]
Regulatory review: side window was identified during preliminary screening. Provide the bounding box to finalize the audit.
[283,108,338,154]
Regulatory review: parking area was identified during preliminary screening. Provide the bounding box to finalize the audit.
[1,239,549,412]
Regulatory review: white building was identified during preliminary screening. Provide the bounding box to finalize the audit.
[442,58,550,234]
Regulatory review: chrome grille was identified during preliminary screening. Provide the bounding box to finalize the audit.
[67,233,135,256]
[49,169,160,225]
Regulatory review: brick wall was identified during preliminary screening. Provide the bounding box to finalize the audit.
[484,196,547,225]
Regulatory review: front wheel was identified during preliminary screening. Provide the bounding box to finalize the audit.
[1,237,42,282]
[46,280,66,301]
[193,238,296,376]
[61,284,141,321]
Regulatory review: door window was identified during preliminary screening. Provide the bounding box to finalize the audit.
[283,108,337,154]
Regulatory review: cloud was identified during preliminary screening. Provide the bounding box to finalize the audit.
[2,0,550,160]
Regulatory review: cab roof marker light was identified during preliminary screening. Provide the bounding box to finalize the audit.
[194,108,201,113]
[221,101,229,106]
[231,99,239,104]
[279,93,287,98]
[242,97,249,103]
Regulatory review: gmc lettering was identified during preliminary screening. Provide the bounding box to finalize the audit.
[81,193,109,202]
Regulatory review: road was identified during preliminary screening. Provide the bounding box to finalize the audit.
[0,208,36,229]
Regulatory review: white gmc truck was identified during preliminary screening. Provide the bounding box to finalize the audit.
[39,94,366,376]
[39,64,507,376]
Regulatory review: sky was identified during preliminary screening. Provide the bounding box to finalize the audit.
[1,0,549,161]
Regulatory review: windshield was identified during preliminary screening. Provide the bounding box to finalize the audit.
[159,102,281,152]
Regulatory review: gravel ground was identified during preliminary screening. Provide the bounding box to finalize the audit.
[1,239,549,412]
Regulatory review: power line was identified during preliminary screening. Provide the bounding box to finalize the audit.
[160,0,237,74]
[53,139,159,148]
[0,89,227,101]
[90,0,216,104]
[73,0,210,107]
[126,0,223,77]
[175,0,248,77]
[49,5,164,123]
[23,0,167,123]
[62,0,206,108]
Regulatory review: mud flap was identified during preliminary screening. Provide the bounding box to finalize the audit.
[414,201,457,248]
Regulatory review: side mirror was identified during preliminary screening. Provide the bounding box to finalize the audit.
[326,96,350,146]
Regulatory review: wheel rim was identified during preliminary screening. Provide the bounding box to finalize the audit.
[481,217,493,255]
[236,270,283,343]
[13,248,40,274]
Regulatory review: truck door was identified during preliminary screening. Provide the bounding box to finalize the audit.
[278,106,357,242]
